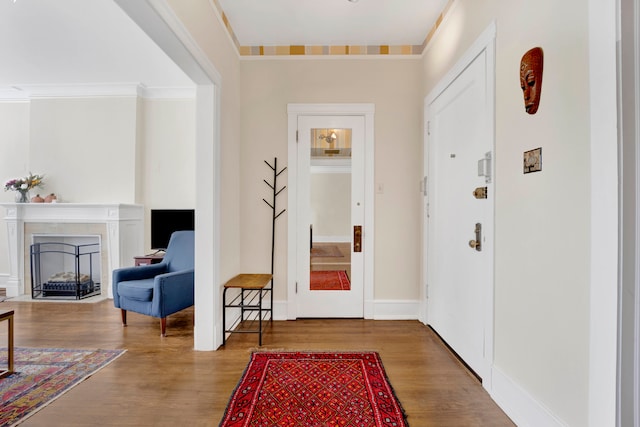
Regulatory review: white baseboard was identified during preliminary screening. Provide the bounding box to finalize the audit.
[491,366,567,427]
[272,299,420,320]
[373,299,420,320]
[273,300,289,320]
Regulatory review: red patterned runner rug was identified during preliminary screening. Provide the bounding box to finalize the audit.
[0,347,126,427]
[310,271,351,291]
[219,351,408,427]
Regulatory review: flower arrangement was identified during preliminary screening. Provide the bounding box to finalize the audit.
[4,173,44,202]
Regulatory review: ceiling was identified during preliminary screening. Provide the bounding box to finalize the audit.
[0,0,449,96]
[0,0,193,96]
[218,0,449,47]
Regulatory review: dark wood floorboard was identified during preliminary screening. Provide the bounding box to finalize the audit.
[0,299,514,426]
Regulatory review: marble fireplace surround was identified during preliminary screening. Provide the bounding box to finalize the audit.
[0,203,143,298]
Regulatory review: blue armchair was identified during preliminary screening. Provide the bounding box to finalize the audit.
[112,230,194,336]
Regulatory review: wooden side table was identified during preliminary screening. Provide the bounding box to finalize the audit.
[134,254,164,266]
[222,274,272,346]
[0,309,14,379]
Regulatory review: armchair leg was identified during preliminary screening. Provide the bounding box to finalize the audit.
[121,309,127,327]
[160,317,167,337]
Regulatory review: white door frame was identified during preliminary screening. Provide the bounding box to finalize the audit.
[287,104,375,320]
[422,22,496,389]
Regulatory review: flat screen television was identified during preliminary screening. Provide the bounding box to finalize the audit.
[150,209,195,251]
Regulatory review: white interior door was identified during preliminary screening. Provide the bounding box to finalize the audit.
[426,48,494,381]
[296,115,365,317]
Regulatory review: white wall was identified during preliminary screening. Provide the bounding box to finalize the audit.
[29,97,138,203]
[0,101,30,275]
[140,97,196,253]
[240,58,424,301]
[422,0,595,425]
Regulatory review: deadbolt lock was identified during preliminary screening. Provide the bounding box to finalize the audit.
[473,186,488,199]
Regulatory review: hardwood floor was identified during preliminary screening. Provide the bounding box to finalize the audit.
[0,299,514,426]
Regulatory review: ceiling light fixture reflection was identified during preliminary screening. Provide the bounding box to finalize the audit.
[319,131,337,144]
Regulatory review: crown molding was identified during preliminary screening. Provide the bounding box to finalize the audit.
[0,83,195,100]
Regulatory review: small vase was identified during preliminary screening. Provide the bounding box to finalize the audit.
[15,190,29,203]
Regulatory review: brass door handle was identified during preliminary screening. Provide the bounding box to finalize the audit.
[354,225,362,252]
[469,223,482,252]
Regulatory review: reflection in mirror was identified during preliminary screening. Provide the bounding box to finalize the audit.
[309,128,352,291]
[311,128,352,158]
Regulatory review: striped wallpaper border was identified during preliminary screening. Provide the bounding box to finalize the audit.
[210,0,455,57]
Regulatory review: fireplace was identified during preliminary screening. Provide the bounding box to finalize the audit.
[30,235,102,300]
[0,203,143,298]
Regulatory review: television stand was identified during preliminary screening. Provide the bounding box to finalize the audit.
[134,254,164,266]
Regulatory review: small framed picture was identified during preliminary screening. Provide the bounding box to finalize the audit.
[523,147,542,174]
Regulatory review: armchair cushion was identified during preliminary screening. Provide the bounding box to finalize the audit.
[117,278,155,302]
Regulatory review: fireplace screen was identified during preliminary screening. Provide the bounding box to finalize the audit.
[30,242,101,300]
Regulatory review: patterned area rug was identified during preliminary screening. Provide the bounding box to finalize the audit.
[219,351,408,427]
[310,270,351,291]
[0,347,126,427]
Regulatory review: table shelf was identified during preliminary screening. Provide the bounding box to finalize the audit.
[222,274,272,346]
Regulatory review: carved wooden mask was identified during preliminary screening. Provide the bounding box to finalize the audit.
[520,47,544,115]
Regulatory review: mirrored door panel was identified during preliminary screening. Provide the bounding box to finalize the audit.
[309,128,352,292]
[296,115,364,318]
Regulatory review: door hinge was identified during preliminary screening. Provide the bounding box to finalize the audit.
[295,281,298,294]
[427,121,431,136]
[296,130,299,143]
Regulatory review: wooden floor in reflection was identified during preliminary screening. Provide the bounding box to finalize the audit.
[310,242,351,278]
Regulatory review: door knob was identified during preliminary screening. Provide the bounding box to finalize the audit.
[469,223,482,252]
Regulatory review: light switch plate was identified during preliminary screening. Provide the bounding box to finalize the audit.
[524,147,542,174]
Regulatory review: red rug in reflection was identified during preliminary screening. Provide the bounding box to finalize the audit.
[219,352,408,427]
[310,270,350,291]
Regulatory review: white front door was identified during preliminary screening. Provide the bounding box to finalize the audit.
[425,45,494,382]
[296,115,365,318]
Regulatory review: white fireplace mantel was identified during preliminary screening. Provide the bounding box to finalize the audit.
[1,203,144,298]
